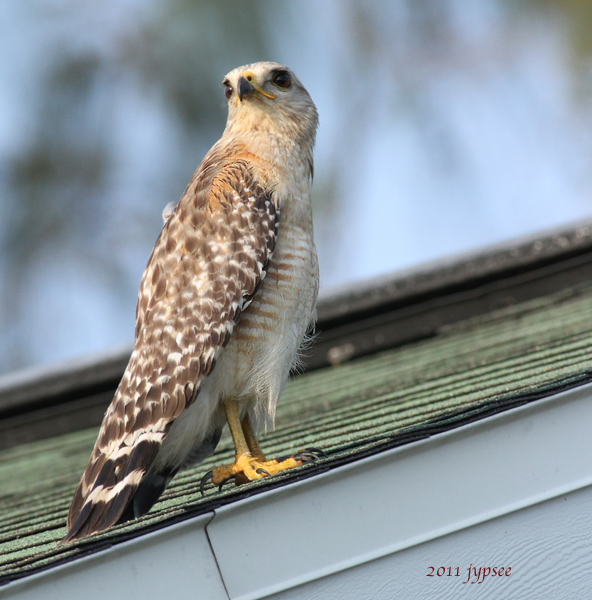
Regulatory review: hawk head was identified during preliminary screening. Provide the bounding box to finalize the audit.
[222,61,318,152]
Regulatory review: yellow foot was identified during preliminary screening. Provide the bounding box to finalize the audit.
[200,448,325,495]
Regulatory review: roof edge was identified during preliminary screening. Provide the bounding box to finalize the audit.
[318,218,592,323]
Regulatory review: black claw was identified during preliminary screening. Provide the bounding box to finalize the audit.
[200,470,213,496]
[277,447,327,466]
[219,475,236,492]
[256,468,270,476]
[294,447,327,463]
[200,469,239,495]
[305,446,327,458]
[294,451,319,464]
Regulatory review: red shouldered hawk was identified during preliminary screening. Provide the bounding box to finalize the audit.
[64,62,320,541]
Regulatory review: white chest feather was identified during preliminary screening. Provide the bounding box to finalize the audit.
[216,210,318,417]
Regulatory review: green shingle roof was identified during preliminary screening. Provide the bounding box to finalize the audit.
[2,281,592,585]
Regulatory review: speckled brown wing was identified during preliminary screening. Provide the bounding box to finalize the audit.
[64,155,279,541]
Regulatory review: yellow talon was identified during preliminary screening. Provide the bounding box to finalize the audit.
[211,452,305,487]
[210,398,307,488]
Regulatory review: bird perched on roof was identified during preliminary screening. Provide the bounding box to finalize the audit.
[64,61,320,541]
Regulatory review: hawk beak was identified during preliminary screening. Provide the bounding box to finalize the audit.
[237,72,276,102]
[237,75,255,102]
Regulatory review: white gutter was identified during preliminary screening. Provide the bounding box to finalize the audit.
[3,383,592,600]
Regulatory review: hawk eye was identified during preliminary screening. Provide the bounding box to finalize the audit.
[272,71,291,88]
[224,84,233,100]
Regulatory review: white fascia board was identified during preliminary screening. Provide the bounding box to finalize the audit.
[206,383,592,600]
[3,384,592,600]
[1,513,228,600]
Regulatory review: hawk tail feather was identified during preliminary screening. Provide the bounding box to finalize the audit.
[63,437,162,541]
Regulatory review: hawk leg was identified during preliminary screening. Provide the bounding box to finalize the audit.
[207,397,319,490]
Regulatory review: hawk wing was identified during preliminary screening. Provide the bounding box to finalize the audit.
[64,150,279,540]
